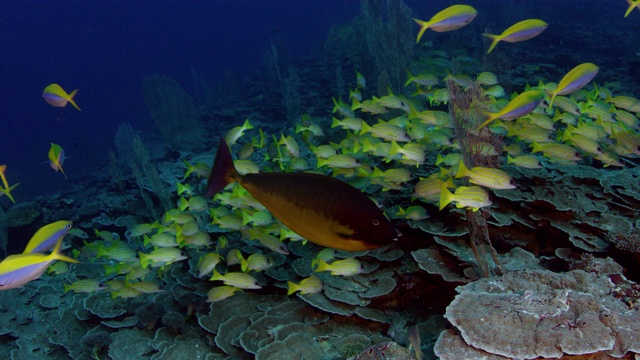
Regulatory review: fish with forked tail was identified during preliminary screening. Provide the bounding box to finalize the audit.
[206,137,398,251]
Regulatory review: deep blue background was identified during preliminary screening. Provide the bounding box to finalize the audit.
[0,1,364,199]
[0,0,635,202]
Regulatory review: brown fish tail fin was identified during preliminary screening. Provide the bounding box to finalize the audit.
[205,137,239,198]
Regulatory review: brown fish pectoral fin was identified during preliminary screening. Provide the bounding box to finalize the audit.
[335,230,357,241]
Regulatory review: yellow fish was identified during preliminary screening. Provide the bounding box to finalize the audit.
[439,184,491,212]
[207,285,242,303]
[48,143,68,179]
[548,63,599,108]
[63,279,107,293]
[0,165,19,204]
[206,138,398,251]
[210,270,261,289]
[287,275,323,295]
[42,83,81,111]
[455,162,516,190]
[483,19,548,54]
[315,258,363,276]
[23,220,73,254]
[478,90,545,129]
[224,119,253,146]
[0,234,78,290]
[408,325,424,360]
[413,5,478,42]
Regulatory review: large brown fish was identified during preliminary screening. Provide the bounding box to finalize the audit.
[206,137,398,251]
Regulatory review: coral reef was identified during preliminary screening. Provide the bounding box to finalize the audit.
[436,265,640,358]
[2,1,640,360]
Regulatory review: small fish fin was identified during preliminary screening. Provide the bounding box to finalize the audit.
[205,137,239,198]
[286,281,298,296]
[1,182,19,203]
[477,112,497,130]
[67,89,81,111]
[50,235,79,264]
[59,165,68,179]
[482,33,500,54]
[335,229,359,241]
[625,0,637,18]
[413,18,430,43]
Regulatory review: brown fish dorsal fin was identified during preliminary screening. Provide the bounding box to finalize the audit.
[206,137,240,198]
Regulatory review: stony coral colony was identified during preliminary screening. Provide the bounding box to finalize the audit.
[1,2,640,360]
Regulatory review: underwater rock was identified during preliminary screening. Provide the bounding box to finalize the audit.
[265,266,295,281]
[49,304,96,357]
[84,292,128,319]
[292,257,313,277]
[6,202,40,227]
[499,247,541,271]
[359,275,397,299]
[134,302,166,329]
[92,212,114,226]
[81,328,112,360]
[102,316,139,329]
[367,247,404,262]
[161,310,185,329]
[299,292,356,316]
[197,293,263,334]
[38,294,61,309]
[255,333,324,360]
[412,246,469,283]
[108,328,154,360]
[350,341,415,360]
[486,207,516,227]
[150,330,225,360]
[442,269,640,358]
[549,217,610,252]
[354,307,389,323]
[434,330,510,360]
[324,284,369,306]
[601,167,640,203]
[213,299,329,357]
[215,314,252,356]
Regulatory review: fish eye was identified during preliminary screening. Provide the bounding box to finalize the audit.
[372,219,380,226]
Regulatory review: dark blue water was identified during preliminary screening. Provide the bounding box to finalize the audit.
[0,0,636,201]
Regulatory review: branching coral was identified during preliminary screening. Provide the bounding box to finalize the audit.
[447,80,504,277]
[605,229,640,253]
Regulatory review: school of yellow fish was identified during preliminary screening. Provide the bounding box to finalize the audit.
[1,8,640,354]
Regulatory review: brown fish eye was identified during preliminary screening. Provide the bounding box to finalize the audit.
[372,219,380,226]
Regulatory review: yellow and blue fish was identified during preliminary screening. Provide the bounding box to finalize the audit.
[413,5,477,42]
[23,220,72,254]
[48,143,68,179]
[42,83,81,111]
[548,63,599,108]
[478,90,545,129]
[483,19,548,54]
[0,234,78,290]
